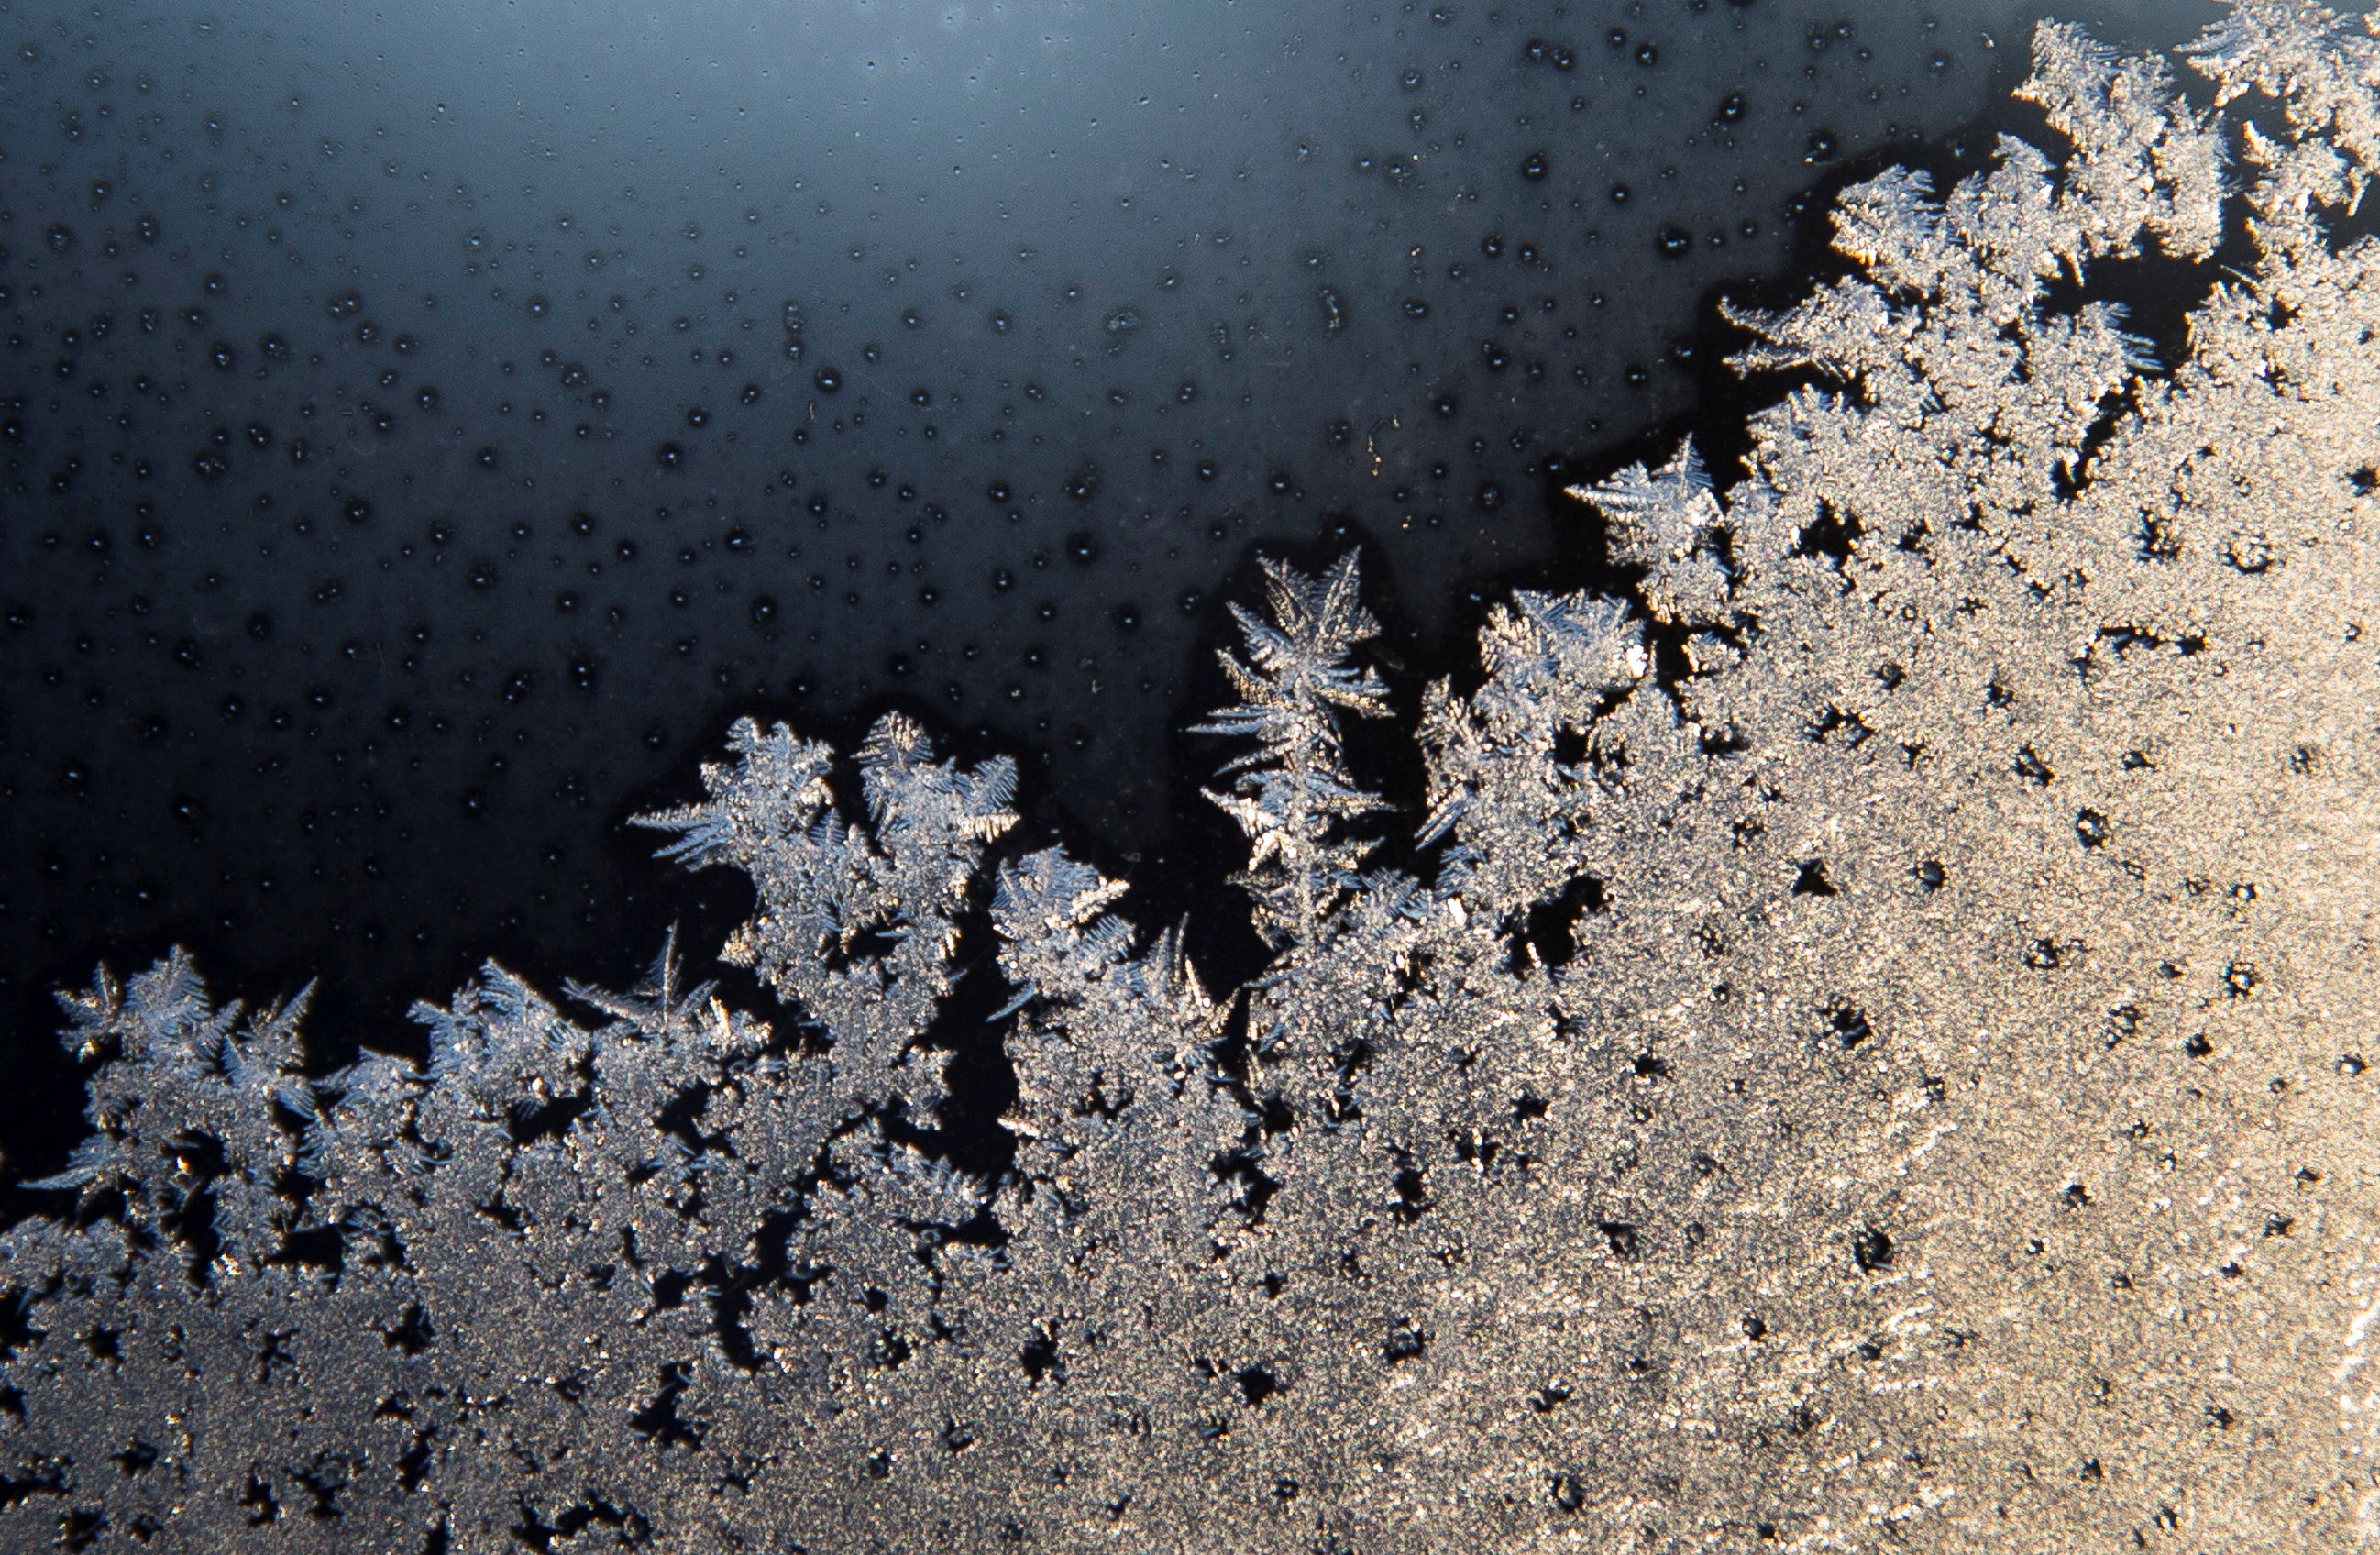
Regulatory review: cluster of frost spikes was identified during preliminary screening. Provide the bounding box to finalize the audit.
[629,710,1017,1125]
[8,4,2380,1550]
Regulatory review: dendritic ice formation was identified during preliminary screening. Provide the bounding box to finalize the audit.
[8,5,2380,1549]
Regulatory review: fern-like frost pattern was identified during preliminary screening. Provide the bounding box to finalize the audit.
[6,6,2380,1549]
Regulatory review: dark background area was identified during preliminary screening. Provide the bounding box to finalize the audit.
[0,0,2205,1184]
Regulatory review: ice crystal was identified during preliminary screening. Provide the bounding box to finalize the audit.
[7,6,2380,1549]
[631,711,1018,1123]
[1195,551,1395,949]
[1568,439,1731,623]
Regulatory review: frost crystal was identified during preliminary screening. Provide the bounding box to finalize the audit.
[632,711,1017,1122]
[1567,438,1731,623]
[9,6,2380,1550]
[1194,551,1394,949]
